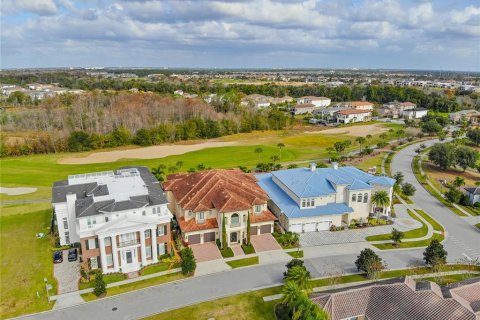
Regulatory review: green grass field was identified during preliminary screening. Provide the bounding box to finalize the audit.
[226,256,259,269]
[286,251,304,258]
[0,209,57,318]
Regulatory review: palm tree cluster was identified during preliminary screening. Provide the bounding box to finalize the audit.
[281,259,330,320]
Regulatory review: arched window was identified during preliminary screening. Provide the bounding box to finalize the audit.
[358,194,363,203]
[352,194,356,202]
[363,193,368,203]
[231,213,239,224]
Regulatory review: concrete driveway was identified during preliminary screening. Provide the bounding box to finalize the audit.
[53,250,80,294]
[250,234,282,252]
[190,242,222,262]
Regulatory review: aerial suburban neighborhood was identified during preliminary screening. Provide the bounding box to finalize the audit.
[1,1,480,320]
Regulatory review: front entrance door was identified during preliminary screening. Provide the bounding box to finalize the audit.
[230,231,238,244]
[126,250,133,264]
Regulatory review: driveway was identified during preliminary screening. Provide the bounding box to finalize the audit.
[250,234,282,252]
[190,242,222,262]
[53,250,80,294]
[300,204,421,247]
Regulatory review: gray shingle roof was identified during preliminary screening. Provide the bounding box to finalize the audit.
[53,166,168,218]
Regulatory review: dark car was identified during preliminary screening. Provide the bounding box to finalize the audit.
[68,248,78,262]
[53,251,63,264]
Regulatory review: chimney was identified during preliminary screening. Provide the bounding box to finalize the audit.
[310,163,316,172]
[332,162,338,170]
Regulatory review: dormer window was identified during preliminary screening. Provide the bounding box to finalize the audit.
[198,212,205,223]
[301,198,315,208]
[255,205,262,213]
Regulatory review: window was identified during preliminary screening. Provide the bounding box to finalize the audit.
[90,257,98,269]
[152,208,155,214]
[105,237,111,246]
[120,232,136,243]
[63,217,68,230]
[146,246,152,258]
[255,205,262,213]
[157,207,161,213]
[243,215,246,223]
[198,212,205,222]
[145,229,151,238]
[301,199,306,207]
[87,218,92,228]
[106,254,113,267]
[352,194,356,202]
[142,211,146,216]
[105,216,109,222]
[363,193,368,203]
[157,225,167,236]
[158,243,166,255]
[311,199,315,207]
[358,194,363,203]
[231,213,239,225]
[87,238,97,249]
[65,232,70,244]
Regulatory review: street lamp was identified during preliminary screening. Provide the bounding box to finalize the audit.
[44,277,51,303]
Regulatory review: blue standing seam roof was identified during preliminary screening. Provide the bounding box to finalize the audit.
[256,173,354,219]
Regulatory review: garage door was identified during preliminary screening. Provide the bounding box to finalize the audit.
[188,234,201,245]
[289,224,302,233]
[260,224,271,234]
[250,226,258,235]
[303,222,317,233]
[203,232,216,242]
[317,221,331,231]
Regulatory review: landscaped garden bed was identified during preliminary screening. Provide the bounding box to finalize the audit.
[241,243,256,255]
[272,232,299,249]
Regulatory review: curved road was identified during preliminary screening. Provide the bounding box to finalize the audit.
[18,140,480,320]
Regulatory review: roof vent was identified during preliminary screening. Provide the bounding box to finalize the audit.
[310,163,316,172]
[332,162,339,170]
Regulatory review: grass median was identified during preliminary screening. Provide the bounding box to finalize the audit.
[226,256,259,269]
[365,209,427,242]
[373,233,445,250]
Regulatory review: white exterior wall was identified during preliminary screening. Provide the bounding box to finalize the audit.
[311,99,331,107]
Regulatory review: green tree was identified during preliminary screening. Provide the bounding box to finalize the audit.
[451,177,465,189]
[444,188,462,204]
[422,120,443,135]
[401,183,416,196]
[277,143,285,157]
[270,155,280,164]
[355,248,385,279]
[282,281,302,315]
[68,131,93,152]
[222,213,227,250]
[428,143,456,170]
[393,172,404,186]
[356,136,366,153]
[379,133,388,140]
[168,166,178,173]
[423,239,447,267]
[180,247,196,276]
[93,272,106,297]
[254,147,263,161]
[466,128,480,146]
[371,191,391,219]
[246,213,251,245]
[390,228,404,247]
[284,265,312,292]
[454,146,479,172]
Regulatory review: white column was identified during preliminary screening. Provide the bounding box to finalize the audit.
[140,230,147,267]
[111,235,119,272]
[151,227,158,263]
[99,236,107,274]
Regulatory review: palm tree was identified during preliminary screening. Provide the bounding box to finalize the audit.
[379,133,388,140]
[371,190,391,220]
[175,161,184,169]
[282,281,302,315]
[151,165,165,182]
[168,166,178,173]
[277,143,285,158]
[390,228,404,247]
[356,137,366,153]
[271,155,280,164]
[284,266,312,292]
[393,172,404,186]
[254,147,263,161]
[451,177,465,190]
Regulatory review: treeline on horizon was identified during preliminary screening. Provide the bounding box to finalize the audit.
[0,91,288,157]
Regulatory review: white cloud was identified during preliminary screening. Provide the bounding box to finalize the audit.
[2,0,58,16]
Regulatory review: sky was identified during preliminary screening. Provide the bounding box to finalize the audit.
[1,0,480,71]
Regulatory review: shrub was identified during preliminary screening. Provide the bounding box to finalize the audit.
[355,248,385,279]
[93,272,106,297]
[423,239,447,267]
[220,247,234,258]
[241,243,255,255]
[401,183,416,196]
[180,247,196,276]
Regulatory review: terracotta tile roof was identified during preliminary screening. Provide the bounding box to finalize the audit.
[336,109,372,115]
[177,217,218,233]
[399,102,416,106]
[293,103,315,109]
[251,210,277,224]
[349,101,373,106]
[163,169,268,213]
[312,277,479,320]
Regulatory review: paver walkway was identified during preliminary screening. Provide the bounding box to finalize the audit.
[190,242,222,262]
[300,204,421,247]
[231,245,245,256]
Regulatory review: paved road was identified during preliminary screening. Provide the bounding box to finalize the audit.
[391,139,480,261]
[17,140,480,320]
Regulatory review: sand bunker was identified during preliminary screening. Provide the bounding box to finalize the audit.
[0,187,38,195]
[58,141,239,164]
[306,124,388,137]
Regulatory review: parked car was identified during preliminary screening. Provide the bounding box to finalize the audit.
[53,251,63,264]
[68,248,78,262]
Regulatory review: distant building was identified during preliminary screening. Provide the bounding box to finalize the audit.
[241,94,271,108]
[341,101,374,111]
[297,96,331,107]
[291,103,316,115]
[174,90,184,96]
[401,108,428,120]
[449,110,480,123]
[335,109,372,124]
[464,187,480,205]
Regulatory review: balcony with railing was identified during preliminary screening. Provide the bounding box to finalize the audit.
[118,239,140,248]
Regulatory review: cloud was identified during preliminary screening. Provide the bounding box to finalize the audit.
[2,0,58,16]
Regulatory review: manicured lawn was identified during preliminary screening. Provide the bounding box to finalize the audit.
[365,210,427,241]
[417,274,480,285]
[140,262,176,276]
[286,250,304,258]
[373,233,445,250]
[144,286,282,320]
[415,209,444,232]
[78,273,126,290]
[226,256,259,269]
[81,272,186,301]
[0,208,58,319]
[0,202,51,216]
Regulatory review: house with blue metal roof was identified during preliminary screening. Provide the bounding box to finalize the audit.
[256,163,395,233]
